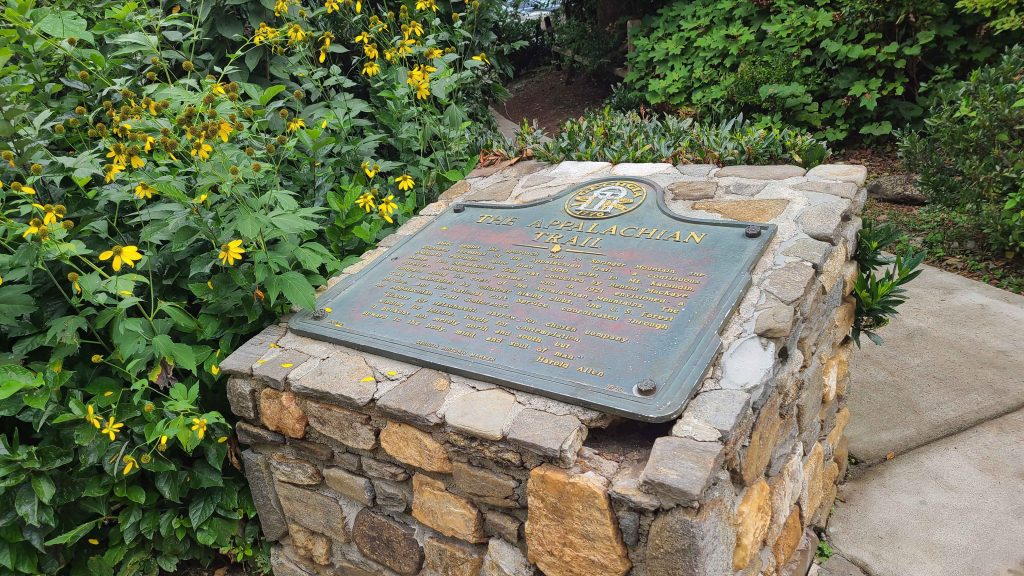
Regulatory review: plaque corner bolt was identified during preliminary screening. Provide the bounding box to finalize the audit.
[452,204,465,213]
[635,379,658,397]
[744,225,762,238]
[311,307,328,320]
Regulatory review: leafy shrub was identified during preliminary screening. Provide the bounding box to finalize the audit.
[957,0,1024,33]
[0,0,502,573]
[504,108,830,167]
[899,45,1024,256]
[852,221,926,345]
[626,0,1022,141]
[493,2,552,76]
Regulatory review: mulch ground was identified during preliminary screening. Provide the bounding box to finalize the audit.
[494,66,613,134]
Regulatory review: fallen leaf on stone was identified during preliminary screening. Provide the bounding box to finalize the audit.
[885,451,895,460]
[280,363,294,368]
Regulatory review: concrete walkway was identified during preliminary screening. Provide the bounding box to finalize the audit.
[822,264,1024,576]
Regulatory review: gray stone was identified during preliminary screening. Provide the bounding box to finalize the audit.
[547,161,610,179]
[290,354,377,407]
[726,181,769,196]
[755,305,796,338]
[797,361,824,437]
[241,450,287,540]
[274,481,350,543]
[219,324,286,376]
[333,450,360,471]
[830,408,1024,576]
[270,545,314,576]
[866,174,926,205]
[362,457,411,481]
[640,437,724,505]
[506,160,546,177]
[520,173,555,189]
[717,165,806,180]
[277,331,343,360]
[683,389,752,439]
[798,201,848,244]
[227,377,260,420]
[484,511,521,543]
[646,499,735,576]
[251,349,310,389]
[617,510,641,547]
[764,262,816,305]
[505,408,585,463]
[444,389,518,441]
[236,421,284,445]
[481,538,532,576]
[439,180,471,202]
[609,461,661,511]
[783,237,834,270]
[781,531,818,576]
[270,454,323,486]
[303,400,378,450]
[610,162,674,176]
[352,509,424,576]
[720,336,778,395]
[796,180,859,199]
[377,367,451,425]
[372,478,411,513]
[806,164,867,186]
[676,164,716,177]
[468,179,517,202]
[667,180,717,201]
[452,462,519,507]
[324,467,374,506]
[817,555,869,576]
[287,439,334,461]
[671,414,724,442]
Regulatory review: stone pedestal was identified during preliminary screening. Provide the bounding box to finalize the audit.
[222,161,866,576]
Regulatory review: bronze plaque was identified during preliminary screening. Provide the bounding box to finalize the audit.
[290,177,774,421]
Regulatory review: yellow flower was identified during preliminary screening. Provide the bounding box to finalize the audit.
[325,0,339,12]
[85,404,101,428]
[384,48,397,62]
[104,162,125,183]
[212,83,227,96]
[286,23,308,44]
[319,32,334,63]
[472,52,490,65]
[134,183,156,199]
[395,174,414,191]
[22,218,45,239]
[129,153,145,169]
[378,194,398,223]
[273,0,289,16]
[355,192,375,212]
[217,436,228,443]
[195,192,209,204]
[218,239,246,266]
[143,136,155,153]
[88,539,99,545]
[100,417,124,441]
[99,244,143,272]
[287,118,306,133]
[362,60,381,77]
[159,435,168,448]
[402,21,424,38]
[32,203,64,225]
[254,23,278,45]
[122,455,137,475]
[415,0,438,11]
[354,31,370,44]
[106,146,127,166]
[398,38,415,56]
[90,353,102,363]
[191,141,213,161]
[210,364,220,376]
[218,121,233,142]
[364,43,379,59]
[361,161,380,178]
[425,47,443,59]
[191,417,208,440]
[414,80,430,100]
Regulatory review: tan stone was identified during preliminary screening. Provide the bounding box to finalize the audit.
[288,523,331,565]
[412,474,486,543]
[733,478,772,570]
[259,389,307,438]
[799,443,825,525]
[741,394,784,485]
[827,407,851,450]
[816,461,841,525]
[439,180,471,203]
[525,465,631,576]
[822,345,851,402]
[380,421,452,473]
[834,435,850,478]
[819,243,848,292]
[842,261,859,296]
[834,296,856,341]
[304,400,377,450]
[667,180,717,201]
[771,508,802,566]
[423,536,485,576]
[692,199,790,223]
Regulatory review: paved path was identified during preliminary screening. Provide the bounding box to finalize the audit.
[822,265,1024,576]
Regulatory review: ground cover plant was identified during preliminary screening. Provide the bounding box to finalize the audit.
[503,108,830,167]
[625,0,1023,142]
[0,0,504,573]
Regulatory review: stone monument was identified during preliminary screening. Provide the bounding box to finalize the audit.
[221,160,866,576]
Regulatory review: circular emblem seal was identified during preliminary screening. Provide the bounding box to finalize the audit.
[564,180,647,219]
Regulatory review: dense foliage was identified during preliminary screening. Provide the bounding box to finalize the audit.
[899,45,1024,257]
[503,109,830,167]
[852,221,926,346]
[0,0,503,573]
[626,0,1023,141]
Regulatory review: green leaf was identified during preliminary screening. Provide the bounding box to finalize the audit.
[188,491,218,527]
[259,85,287,106]
[0,365,43,401]
[0,285,36,326]
[267,270,316,310]
[125,485,146,504]
[43,520,97,546]
[31,475,56,504]
[35,10,94,43]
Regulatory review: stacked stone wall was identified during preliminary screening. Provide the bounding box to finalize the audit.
[221,161,866,576]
